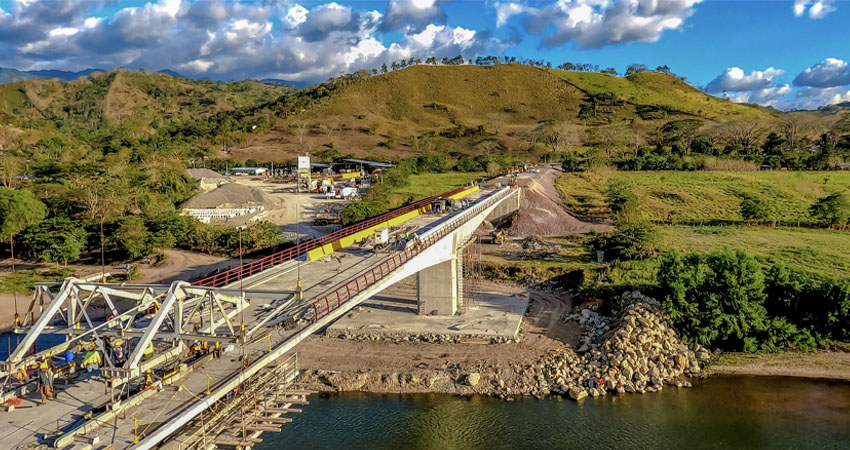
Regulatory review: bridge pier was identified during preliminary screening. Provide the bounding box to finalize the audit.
[417,254,459,316]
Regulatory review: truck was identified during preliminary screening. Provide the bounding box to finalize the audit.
[313,206,343,226]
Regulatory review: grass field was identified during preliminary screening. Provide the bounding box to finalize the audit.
[556,170,850,225]
[658,225,850,278]
[383,172,485,207]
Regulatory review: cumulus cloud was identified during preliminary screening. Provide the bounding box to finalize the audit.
[0,0,515,82]
[704,66,792,107]
[494,0,703,49]
[793,0,836,19]
[705,67,785,94]
[379,0,447,33]
[791,87,850,109]
[793,58,850,88]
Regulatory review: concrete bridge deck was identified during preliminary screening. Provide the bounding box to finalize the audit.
[1,178,525,449]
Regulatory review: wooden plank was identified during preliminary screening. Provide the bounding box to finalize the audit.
[244,425,281,432]
[276,398,309,405]
[214,439,263,446]
[262,407,302,414]
[280,389,316,395]
[255,417,293,424]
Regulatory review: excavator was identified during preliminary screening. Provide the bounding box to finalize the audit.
[488,230,505,245]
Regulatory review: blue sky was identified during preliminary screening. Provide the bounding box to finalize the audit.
[0,0,848,109]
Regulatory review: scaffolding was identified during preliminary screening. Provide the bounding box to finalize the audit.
[458,236,482,314]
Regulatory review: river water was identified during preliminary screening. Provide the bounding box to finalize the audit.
[256,375,850,450]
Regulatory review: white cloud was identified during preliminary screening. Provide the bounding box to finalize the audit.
[728,84,792,107]
[705,67,785,94]
[283,4,309,28]
[793,58,850,88]
[793,0,836,19]
[0,0,512,83]
[380,0,447,33]
[493,0,703,49]
[790,86,850,109]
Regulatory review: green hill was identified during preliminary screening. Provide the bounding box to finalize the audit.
[236,64,773,161]
[0,69,285,152]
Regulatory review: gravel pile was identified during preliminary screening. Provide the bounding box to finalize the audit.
[182,182,276,209]
[506,188,600,237]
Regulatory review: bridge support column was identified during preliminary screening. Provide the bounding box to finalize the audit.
[417,255,458,316]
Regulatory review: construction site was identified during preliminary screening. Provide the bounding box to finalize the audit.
[0,166,548,449]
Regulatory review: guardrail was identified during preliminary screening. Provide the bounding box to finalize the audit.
[311,185,517,321]
[192,185,475,288]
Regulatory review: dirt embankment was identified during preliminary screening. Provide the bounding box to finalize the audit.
[297,291,710,400]
[506,169,612,237]
[709,351,850,380]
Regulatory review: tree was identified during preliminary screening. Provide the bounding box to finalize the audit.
[560,152,581,172]
[291,121,310,146]
[111,216,153,259]
[625,64,648,76]
[592,123,628,159]
[76,182,121,273]
[740,196,771,223]
[655,65,671,74]
[381,63,388,73]
[0,187,46,280]
[809,192,850,228]
[658,249,769,351]
[595,219,657,261]
[0,155,21,189]
[21,218,88,266]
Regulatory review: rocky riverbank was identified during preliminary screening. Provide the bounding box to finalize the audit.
[298,291,711,401]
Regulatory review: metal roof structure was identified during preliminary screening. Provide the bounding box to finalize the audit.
[336,158,395,168]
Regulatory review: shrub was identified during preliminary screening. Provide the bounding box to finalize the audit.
[740,196,772,223]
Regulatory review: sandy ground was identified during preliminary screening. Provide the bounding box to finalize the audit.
[225,177,348,238]
[297,286,580,392]
[710,351,850,380]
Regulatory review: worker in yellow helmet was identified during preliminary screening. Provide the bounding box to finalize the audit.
[37,356,55,404]
[142,368,160,391]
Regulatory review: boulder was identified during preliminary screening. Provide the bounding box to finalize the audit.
[465,373,481,387]
[569,387,588,401]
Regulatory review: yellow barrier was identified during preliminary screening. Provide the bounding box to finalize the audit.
[340,172,360,179]
[305,185,480,261]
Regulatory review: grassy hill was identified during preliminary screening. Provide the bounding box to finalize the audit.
[549,69,773,122]
[235,64,773,161]
[555,169,850,225]
[0,70,285,151]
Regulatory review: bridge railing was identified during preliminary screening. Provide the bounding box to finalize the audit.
[191,185,474,288]
[311,185,517,321]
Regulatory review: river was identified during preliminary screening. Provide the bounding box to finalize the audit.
[256,375,850,450]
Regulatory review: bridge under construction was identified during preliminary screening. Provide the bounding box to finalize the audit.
[0,180,522,450]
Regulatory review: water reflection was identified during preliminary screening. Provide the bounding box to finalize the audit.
[258,376,850,450]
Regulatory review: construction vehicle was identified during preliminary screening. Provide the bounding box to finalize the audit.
[367,225,418,253]
[487,230,505,245]
[313,205,343,226]
[431,198,459,214]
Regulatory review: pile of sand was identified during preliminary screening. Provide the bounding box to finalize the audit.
[185,168,225,179]
[505,171,611,237]
[183,182,276,209]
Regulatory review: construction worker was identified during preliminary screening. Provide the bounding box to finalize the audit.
[111,339,125,365]
[213,341,222,359]
[82,345,102,376]
[143,341,155,361]
[37,356,54,404]
[142,369,160,391]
